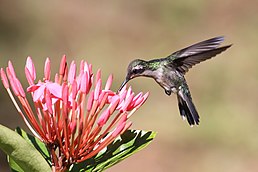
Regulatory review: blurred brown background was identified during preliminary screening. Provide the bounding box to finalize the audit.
[0,0,258,171]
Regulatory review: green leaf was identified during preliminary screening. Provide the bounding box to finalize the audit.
[70,129,156,172]
[8,156,24,172]
[0,124,51,172]
[15,127,51,165]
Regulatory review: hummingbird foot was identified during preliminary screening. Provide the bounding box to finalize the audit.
[165,90,171,95]
[165,87,177,96]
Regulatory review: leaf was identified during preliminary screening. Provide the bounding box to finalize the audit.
[0,124,51,172]
[8,156,24,172]
[15,127,51,165]
[70,129,156,172]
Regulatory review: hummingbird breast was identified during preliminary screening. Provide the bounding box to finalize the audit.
[152,68,185,94]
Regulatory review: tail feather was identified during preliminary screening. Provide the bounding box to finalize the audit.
[177,88,200,126]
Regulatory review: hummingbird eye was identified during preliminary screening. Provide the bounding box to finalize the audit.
[131,67,144,75]
[132,68,138,74]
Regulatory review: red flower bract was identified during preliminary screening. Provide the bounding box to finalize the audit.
[1,55,149,171]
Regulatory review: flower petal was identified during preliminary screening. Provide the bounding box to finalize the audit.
[46,82,62,99]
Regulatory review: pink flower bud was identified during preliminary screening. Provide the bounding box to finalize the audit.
[1,68,9,88]
[25,57,36,81]
[68,61,76,84]
[94,79,102,100]
[59,55,67,76]
[97,109,110,127]
[104,74,113,90]
[44,58,51,81]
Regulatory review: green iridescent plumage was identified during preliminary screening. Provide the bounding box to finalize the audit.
[148,60,162,70]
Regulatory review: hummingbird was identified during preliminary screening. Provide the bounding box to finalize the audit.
[118,36,231,126]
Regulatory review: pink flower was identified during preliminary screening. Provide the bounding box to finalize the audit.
[1,55,149,171]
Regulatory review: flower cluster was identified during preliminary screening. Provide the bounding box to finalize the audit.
[0,56,148,170]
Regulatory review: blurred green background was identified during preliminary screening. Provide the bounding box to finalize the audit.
[0,0,258,171]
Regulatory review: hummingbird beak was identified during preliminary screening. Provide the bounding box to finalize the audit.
[118,78,129,92]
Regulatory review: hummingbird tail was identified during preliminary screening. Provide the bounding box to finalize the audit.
[177,89,200,126]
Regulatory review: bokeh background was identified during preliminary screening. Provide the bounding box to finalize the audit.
[0,0,258,171]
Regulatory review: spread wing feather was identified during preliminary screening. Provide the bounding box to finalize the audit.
[167,36,225,59]
[164,36,231,74]
[175,45,232,74]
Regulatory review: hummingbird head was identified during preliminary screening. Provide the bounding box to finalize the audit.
[118,59,147,91]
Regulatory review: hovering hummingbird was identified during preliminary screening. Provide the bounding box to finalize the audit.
[118,36,231,126]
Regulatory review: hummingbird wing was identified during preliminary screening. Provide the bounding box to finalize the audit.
[168,36,225,58]
[164,36,231,74]
[173,45,232,74]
